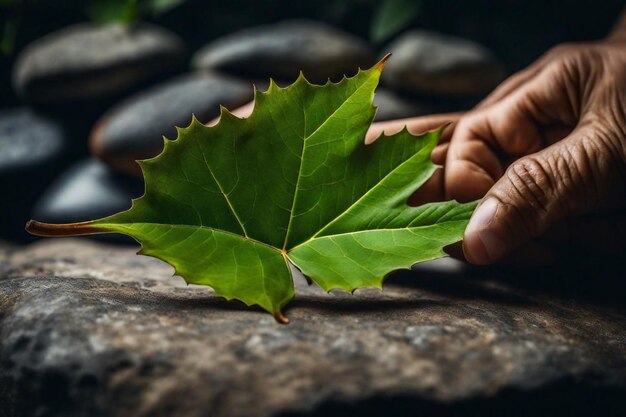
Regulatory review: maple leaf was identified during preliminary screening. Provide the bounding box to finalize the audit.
[26,55,477,323]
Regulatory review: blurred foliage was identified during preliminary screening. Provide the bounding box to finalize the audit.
[0,0,19,55]
[1,16,18,55]
[0,0,624,108]
[370,0,421,43]
[86,0,187,24]
[87,0,138,24]
[149,0,187,15]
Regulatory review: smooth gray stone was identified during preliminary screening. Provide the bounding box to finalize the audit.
[0,108,65,174]
[13,23,185,103]
[192,19,375,84]
[0,240,624,417]
[32,159,143,225]
[90,71,254,175]
[0,108,66,241]
[382,30,506,97]
[373,88,442,121]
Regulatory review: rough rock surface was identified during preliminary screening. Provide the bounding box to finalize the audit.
[0,240,624,417]
[90,71,253,175]
[382,30,505,97]
[192,20,374,84]
[13,23,185,103]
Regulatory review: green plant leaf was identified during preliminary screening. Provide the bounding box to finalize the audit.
[0,1,19,56]
[26,56,477,323]
[86,0,186,24]
[370,0,421,43]
[145,0,187,16]
[87,0,139,24]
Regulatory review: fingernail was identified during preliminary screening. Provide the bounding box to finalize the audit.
[465,198,506,263]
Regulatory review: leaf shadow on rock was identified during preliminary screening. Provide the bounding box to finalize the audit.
[475,254,626,309]
[385,250,626,311]
[107,284,267,315]
[20,274,464,321]
[284,296,451,316]
[386,264,534,307]
[120,284,454,318]
[57,277,449,320]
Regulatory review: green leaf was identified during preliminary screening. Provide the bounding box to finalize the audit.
[86,0,185,24]
[145,0,187,16]
[370,0,421,43]
[26,56,477,322]
[87,0,139,24]
[0,1,19,56]
[0,15,18,56]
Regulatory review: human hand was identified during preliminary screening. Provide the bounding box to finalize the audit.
[369,38,626,265]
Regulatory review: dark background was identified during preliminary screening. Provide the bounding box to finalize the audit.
[1,0,625,243]
[3,0,625,106]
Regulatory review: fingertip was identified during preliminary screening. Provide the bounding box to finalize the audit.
[462,232,492,265]
[367,113,464,145]
[463,198,507,265]
[463,228,508,265]
[439,122,457,144]
[431,143,449,165]
[365,129,381,145]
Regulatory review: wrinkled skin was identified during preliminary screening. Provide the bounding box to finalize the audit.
[368,31,626,265]
[224,24,626,265]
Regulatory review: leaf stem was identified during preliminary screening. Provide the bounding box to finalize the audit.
[25,220,108,237]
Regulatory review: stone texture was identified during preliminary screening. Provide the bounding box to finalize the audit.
[382,30,506,97]
[192,20,375,84]
[90,71,253,175]
[0,240,624,417]
[0,108,65,175]
[373,88,442,122]
[0,108,67,241]
[32,159,143,227]
[13,23,185,103]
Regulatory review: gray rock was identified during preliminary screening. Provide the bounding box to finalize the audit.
[0,240,624,417]
[0,108,65,174]
[32,159,143,226]
[90,71,253,175]
[382,30,506,97]
[13,23,185,103]
[0,108,66,241]
[192,20,375,84]
[373,88,442,121]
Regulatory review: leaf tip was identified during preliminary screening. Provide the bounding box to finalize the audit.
[218,105,236,122]
[268,78,279,93]
[273,311,289,324]
[376,53,392,70]
[296,70,307,85]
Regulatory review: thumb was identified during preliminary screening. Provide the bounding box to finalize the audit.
[462,126,614,265]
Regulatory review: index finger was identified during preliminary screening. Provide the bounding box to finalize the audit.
[365,112,463,144]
